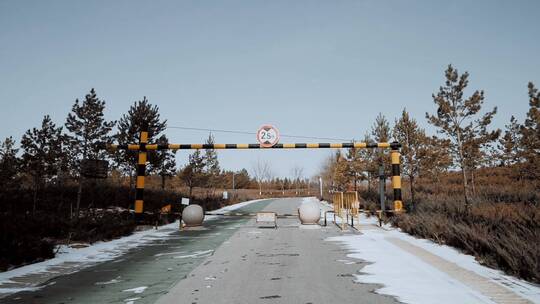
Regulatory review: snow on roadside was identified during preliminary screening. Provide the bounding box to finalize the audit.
[0,220,180,296]
[0,198,267,296]
[301,196,318,204]
[327,214,540,304]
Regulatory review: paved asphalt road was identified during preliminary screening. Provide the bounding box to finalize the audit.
[155,198,398,304]
[2,198,399,304]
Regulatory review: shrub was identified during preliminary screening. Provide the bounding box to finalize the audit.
[392,201,540,283]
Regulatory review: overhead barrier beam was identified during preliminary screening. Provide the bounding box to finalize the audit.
[100,137,403,219]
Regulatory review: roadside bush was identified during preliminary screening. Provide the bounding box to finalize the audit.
[0,182,235,272]
[70,211,136,243]
[0,214,55,271]
[392,201,540,283]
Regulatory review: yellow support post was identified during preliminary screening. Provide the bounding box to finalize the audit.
[391,147,403,212]
[135,127,148,221]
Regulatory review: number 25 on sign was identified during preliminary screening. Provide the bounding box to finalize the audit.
[257,125,280,148]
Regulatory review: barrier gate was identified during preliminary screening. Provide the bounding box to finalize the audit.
[102,127,403,220]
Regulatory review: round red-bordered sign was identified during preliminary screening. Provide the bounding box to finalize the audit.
[257,125,280,148]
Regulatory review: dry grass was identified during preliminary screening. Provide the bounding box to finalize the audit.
[391,168,540,283]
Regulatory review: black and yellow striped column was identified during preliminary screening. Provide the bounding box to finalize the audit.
[391,146,403,212]
[135,128,148,220]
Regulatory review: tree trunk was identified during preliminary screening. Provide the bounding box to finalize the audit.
[461,166,469,208]
[31,174,43,216]
[189,185,193,198]
[76,176,83,218]
[32,183,38,216]
[58,173,66,215]
[161,174,166,190]
[409,175,415,210]
[470,169,476,195]
[456,132,470,208]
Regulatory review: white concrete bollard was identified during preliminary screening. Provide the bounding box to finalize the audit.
[298,201,321,225]
[182,204,204,227]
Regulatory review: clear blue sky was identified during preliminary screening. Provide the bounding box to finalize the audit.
[1,0,539,178]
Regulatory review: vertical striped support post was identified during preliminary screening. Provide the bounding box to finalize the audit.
[135,128,148,221]
[391,146,403,212]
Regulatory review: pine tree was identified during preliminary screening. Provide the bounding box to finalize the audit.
[519,82,540,181]
[371,113,391,143]
[203,133,220,189]
[393,109,428,208]
[179,149,206,198]
[426,64,499,207]
[346,145,364,192]
[116,97,167,187]
[462,120,501,195]
[498,116,522,167]
[0,137,20,192]
[358,133,377,192]
[153,135,177,190]
[234,169,251,189]
[333,150,349,191]
[65,88,115,216]
[371,113,391,193]
[21,115,66,214]
[418,136,452,182]
[0,137,20,214]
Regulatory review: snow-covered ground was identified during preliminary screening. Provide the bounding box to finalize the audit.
[325,211,540,304]
[0,198,267,296]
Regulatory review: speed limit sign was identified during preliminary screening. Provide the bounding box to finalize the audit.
[257,125,280,148]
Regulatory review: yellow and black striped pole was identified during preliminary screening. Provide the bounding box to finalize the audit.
[135,127,148,221]
[105,140,403,215]
[109,142,396,151]
[391,146,403,212]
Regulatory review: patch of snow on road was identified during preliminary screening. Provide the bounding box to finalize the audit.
[173,250,214,259]
[153,251,186,257]
[124,297,141,304]
[94,276,122,285]
[327,214,540,304]
[122,286,147,294]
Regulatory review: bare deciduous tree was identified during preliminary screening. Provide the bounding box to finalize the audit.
[252,159,272,196]
[290,166,304,195]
